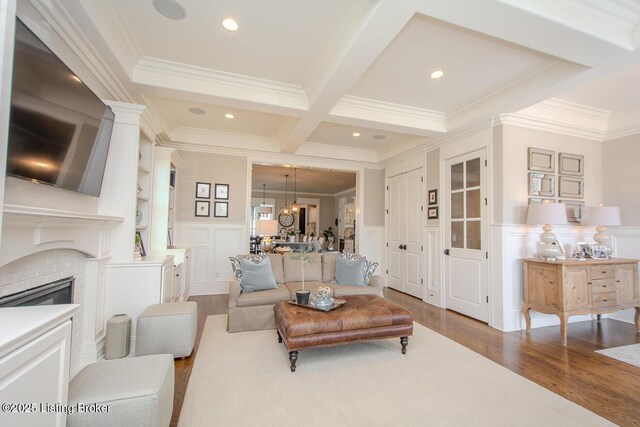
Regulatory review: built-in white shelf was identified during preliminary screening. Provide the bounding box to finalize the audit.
[137,194,150,201]
[138,164,151,174]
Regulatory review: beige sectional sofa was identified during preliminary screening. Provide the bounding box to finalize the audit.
[228,252,382,332]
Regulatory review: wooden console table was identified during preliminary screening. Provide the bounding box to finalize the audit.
[522,258,640,345]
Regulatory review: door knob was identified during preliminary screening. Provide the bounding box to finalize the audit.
[399,244,403,250]
[402,244,407,250]
[444,249,450,255]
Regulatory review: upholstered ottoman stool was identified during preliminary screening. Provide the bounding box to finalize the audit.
[136,301,197,358]
[67,354,174,427]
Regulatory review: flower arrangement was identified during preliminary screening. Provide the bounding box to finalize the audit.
[287,228,300,236]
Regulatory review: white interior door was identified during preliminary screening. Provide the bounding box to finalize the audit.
[444,149,488,322]
[387,169,423,298]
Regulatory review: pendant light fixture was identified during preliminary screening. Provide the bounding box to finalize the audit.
[258,184,272,215]
[290,168,300,214]
[280,174,291,215]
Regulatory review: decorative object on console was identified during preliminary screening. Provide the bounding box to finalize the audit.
[581,205,621,256]
[195,200,210,217]
[215,183,229,200]
[256,220,278,253]
[526,202,568,260]
[196,182,211,199]
[591,244,608,259]
[214,201,228,217]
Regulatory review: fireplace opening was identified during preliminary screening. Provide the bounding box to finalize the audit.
[0,277,74,307]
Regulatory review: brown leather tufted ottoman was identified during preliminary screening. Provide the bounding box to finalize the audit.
[273,294,413,372]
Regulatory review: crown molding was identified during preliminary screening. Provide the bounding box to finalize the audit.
[23,0,132,103]
[133,57,309,113]
[169,127,281,153]
[294,142,379,165]
[606,106,640,141]
[500,0,640,50]
[250,189,339,198]
[495,98,610,141]
[330,95,446,136]
[75,0,142,78]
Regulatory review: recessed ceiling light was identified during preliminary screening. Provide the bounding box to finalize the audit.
[153,0,186,20]
[352,132,360,137]
[222,17,238,31]
[224,113,234,119]
[373,134,386,140]
[71,75,82,83]
[430,70,444,79]
[189,107,205,115]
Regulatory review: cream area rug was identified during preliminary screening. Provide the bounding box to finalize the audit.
[178,315,612,427]
[596,343,640,368]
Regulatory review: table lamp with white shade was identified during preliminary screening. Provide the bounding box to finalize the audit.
[526,202,568,260]
[256,219,278,253]
[581,205,621,255]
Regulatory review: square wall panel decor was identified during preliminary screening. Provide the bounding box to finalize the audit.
[528,172,555,197]
[558,153,584,176]
[558,176,584,199]
[528,148,555,172]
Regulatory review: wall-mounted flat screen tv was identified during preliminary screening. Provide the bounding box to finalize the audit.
[6,18,115,197]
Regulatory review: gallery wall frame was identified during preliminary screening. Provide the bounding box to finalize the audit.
[214,201,229,217]
[195,200,210,217]
[428,189,438,206]
[528,172,555,197]
[558,153,584,176]
[558,176,584,199]
[528,148,555,172]
[560,199,585,222]
[427,206,439,219]
[196,182,211,199]
[215,183,229,200]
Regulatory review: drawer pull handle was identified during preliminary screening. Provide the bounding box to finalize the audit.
[603,285,607,288]
[602,299,607,302]
[602,271,606,274]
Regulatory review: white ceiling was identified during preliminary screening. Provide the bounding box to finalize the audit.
[22,0,640,167]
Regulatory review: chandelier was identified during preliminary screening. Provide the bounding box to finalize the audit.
[280,174,291,215]
[290,168,299,214]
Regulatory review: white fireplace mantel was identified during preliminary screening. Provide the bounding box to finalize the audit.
[0,204,124,267]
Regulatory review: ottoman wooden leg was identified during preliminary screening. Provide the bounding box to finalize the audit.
[400,337,409,354]
[289,351,298,372]
[277,330,282,343]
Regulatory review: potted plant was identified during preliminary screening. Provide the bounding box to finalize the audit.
[290,243,316,305]
[287,228,299,242]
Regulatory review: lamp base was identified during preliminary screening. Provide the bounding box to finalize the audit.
[261,237,273,253]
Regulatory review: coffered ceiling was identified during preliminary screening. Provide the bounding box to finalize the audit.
[20,0,640,165]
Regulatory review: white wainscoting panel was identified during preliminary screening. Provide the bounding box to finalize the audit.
[425,226,440,306]
[608,227,640,324]
[175,222,246,295]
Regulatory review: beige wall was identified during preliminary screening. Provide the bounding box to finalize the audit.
[602,134,640,225]
[363,169,384,226]
[176,151,247,222]
[498,125,603,224]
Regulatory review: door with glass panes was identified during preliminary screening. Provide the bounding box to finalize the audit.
[444,149,488,322]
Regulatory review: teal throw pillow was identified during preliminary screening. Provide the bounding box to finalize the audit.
[335,255,366,286]
[238,256,278,293]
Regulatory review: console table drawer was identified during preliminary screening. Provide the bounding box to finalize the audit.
[592,291,617,308]
[592,279,616,293]
[591,266,614,280]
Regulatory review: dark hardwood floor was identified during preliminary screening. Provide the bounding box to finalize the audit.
[170,289,640,427]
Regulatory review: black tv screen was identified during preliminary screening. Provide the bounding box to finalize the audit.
[7,18,115,197]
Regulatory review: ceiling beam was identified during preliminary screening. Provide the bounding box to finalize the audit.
[278,0,416,154]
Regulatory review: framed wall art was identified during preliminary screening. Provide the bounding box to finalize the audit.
[591,244,608,259]
[215,183,229,200]
[558,153,584,176]
[427,206,439,219]
[528,148,555,172]
[428,189,438,206]
[214,201,228,217]
[560,199,585,222]
[196,182,211,199]
[195,200,210,217]
[528,172,555,197]
[558,176,584,199]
